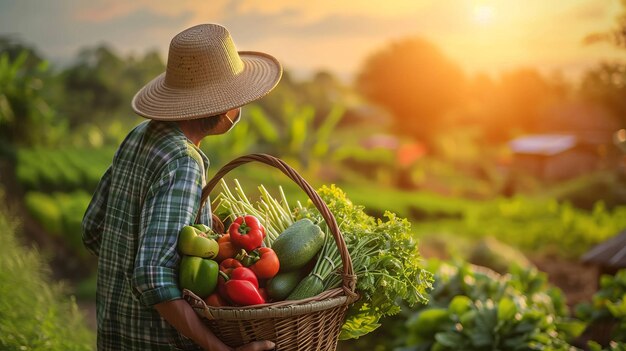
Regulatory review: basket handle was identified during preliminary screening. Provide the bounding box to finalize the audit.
[195,153,356,296]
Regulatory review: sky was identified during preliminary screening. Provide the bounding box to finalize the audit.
[0,0,624,82]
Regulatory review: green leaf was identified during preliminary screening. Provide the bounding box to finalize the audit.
[497,297,517,321]
[407,308,450,338]
[474,304,498,333]
[587,341,603,351]
[339,313,381,340]
[469,329,493,348]
[448,295,472,316]
[434,332,465,348]
[555,319,586,338]
[247,104,279,143]
[607,295,626,318]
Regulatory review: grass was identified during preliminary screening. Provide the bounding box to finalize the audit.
[0,193,95,350]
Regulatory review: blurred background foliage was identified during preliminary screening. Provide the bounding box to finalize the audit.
[1,5,626,349]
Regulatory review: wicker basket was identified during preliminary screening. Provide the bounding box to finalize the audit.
[183,153,358,350]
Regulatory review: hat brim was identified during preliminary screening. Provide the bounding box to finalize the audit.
[131,51,282,121]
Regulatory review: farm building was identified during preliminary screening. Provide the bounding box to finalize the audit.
[508,133,606,181]
[507,101,623,181]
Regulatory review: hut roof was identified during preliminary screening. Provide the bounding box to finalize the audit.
[582,229,626,268]
[509,134,576,156]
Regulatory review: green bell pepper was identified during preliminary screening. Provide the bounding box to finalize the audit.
[179,255,219,299]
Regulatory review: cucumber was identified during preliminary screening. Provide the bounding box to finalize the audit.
[286,275,325,300]
[266,270,305,301]
[272,218,325,272]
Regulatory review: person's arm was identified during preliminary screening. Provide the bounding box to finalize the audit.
[81,166,112,256]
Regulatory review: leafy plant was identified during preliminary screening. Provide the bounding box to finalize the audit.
[589,341,626,351]
[576,269,626,343]
[399,261,584,351]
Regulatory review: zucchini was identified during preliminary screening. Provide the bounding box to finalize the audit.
[271,218,325,272]
[266,270,305,301]
[286,274,325,300]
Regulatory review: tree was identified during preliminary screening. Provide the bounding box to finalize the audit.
[582,1,626,125]
[0,36,44,70]
[0,50,65,148]
[60,45,126,128]
[356,37,466,147]
[585,0,626,49]
[494,69,561,137]
[580,62,626,125]
[59,45,165,129]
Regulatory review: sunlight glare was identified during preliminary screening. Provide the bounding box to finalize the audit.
[472,4,495,25]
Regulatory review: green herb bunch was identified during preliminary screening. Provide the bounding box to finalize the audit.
[296,184,434,339]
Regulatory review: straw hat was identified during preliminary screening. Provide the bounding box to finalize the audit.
[132,24,282,121]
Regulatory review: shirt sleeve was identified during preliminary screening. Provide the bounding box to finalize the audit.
[82,166,112,257]
[131,155,204,307]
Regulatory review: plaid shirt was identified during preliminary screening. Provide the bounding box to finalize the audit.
[82,120,212,350]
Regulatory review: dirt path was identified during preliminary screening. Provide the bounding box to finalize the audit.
[530,255,598,308]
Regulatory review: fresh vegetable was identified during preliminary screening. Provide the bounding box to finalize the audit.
[179,256,219,299]
[220,267,265,306]
[177,225,219,258]
[204,292,228,307]
[214,181,433,339]
[219,258,243,275]
[229,215,265,252]
[259,288,269,302]
[223,266,259,288]
[213,179,295,246]
[286,275,325,300]
[192,223,211,232]
[236,247,280,280]
[271,218,325,272]
[214,234,237,262]
[266,270,306,301]
[295,185,433,339]
[217,258,244,296]
[224,280,265,306]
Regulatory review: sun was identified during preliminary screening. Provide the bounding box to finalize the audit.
[472,4,495,25]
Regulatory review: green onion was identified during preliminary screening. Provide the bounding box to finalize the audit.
[215,179,295,245]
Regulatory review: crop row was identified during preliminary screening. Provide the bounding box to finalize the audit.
[24,191,92,257]
[342,184,626,259]
[16,147,115,192]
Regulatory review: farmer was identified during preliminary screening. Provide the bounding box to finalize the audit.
[82,24,281,351]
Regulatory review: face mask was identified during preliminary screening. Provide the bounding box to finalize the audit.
[206,107,241,135]
[223,107,241,130]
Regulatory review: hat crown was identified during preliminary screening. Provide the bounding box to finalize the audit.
[164,24,244,89]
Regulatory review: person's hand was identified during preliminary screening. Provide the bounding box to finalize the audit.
[234,340,275,351]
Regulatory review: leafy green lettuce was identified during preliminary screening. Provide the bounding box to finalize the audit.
[297,184,434,339]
